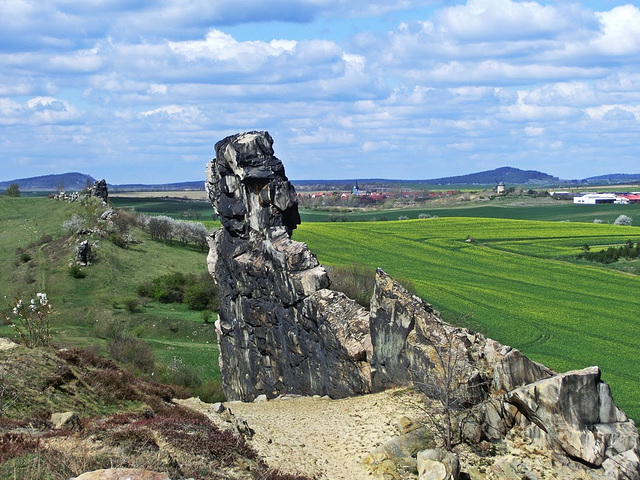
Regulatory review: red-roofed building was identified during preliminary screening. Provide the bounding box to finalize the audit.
[616,194,640,204]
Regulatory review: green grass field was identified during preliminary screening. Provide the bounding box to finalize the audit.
[112,194,640,225]
[110,196,214,220]
[294,218,640,420]
[4,196,640,421]
[300,201,640,223]
[0,197,220,395]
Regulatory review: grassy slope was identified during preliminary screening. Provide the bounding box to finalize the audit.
[0,197,219,385]
[294,218,640,420]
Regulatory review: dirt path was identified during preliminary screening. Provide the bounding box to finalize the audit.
[179,389,425,479]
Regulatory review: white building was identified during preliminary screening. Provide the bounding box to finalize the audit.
[573,193,617,204]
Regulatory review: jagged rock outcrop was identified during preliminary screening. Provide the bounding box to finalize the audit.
[76,240,91,265]
[370,268,552,397]
[508,366,640,476]
[206,132,640,479]
[91,179,108,204]
[206,131,371,401]
[369,269,640,479]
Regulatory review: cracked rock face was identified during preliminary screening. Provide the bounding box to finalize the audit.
[206,131,371,401]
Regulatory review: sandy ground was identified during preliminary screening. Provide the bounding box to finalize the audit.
[178,389,426,480]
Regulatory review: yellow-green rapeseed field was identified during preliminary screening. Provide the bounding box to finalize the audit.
[294,217,640,420]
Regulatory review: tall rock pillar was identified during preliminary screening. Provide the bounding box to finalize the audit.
[206,131,371,401]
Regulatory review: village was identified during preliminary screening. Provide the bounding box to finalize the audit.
[573,192,640,204]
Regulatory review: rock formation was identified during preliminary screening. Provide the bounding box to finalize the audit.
[206,131,371,401]
[369,270,640,478]
[91,179,108,204]
[206,131,640,479]
[76,240,91,265]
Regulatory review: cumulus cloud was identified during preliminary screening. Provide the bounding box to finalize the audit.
[593,5,640,56]
[434,0,572,42]
[2,0,640,181]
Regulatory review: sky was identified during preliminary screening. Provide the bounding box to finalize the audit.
[1,0,639,184]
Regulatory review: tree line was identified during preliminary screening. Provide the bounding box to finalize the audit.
[578,239,640,264]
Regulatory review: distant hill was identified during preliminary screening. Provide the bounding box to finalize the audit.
[291,167,558,188]
[0,172,95,192]
[10,166,640,193]
[0,173,203,193]
[582,173,640,184]
[419,166,559,185]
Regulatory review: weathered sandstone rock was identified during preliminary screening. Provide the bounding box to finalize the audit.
[206,131,371,401]
[51,411,81,430]
[72,468,170,480]
[417,448,460,480]
[91,179,108,204]
[508,366,640,476]
[368,268,639,477]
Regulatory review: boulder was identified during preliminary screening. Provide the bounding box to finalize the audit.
[72,469,170,480]
[51,411,81,430]
[507,366,640,475]
[417,449,460,480]
[76,240,91,265]
[363,427,434,477]
[207,131,371,401]
[91,179,109,204]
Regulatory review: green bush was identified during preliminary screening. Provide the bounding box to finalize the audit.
[141,272,218,310]
[93,315,124,340]
[183,274,218,311]
[151,272,188,303]
[136,281,153,298]
[194,380,226,403]
[164,357,202,389]
[68,264,86,278]
[184,283,210,310]
[19,252,32,263]
[109,231,128,248]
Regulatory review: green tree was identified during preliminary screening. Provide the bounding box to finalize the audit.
[5,183,20,197]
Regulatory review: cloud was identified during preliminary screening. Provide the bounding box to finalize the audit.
[0,96,81,126]
[593,5,640,56]
[434,0,572,42]
[3,0,640,182]
[585,104,640,121]
[140,105,203,122]
[26,97,81,125]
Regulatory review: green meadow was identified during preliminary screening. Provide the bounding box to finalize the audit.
[294,218,640,420]
[0,197,220,400]
[112,194,640,225]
